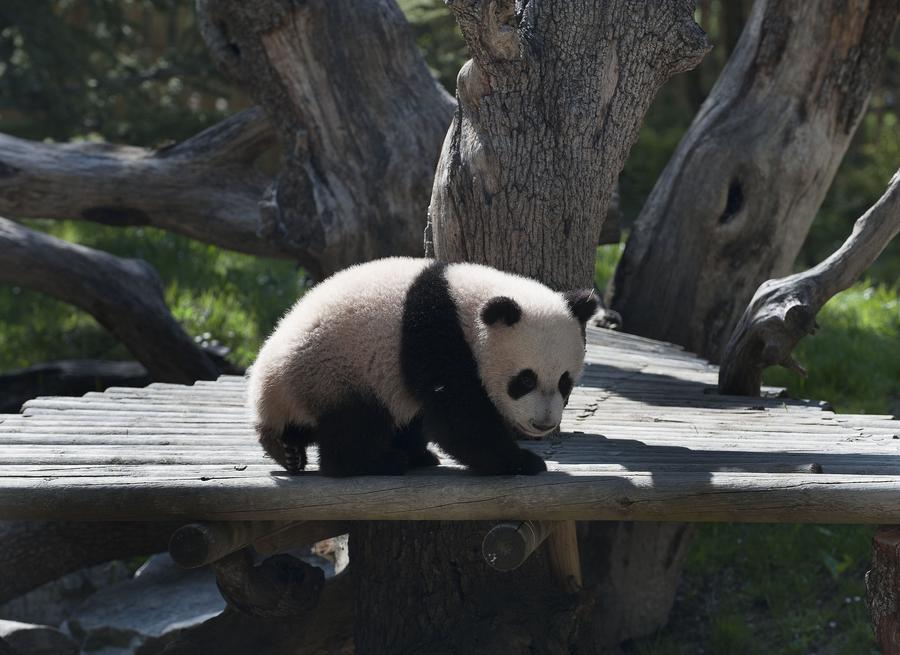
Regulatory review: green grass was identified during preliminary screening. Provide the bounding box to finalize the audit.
[762,282,899,415]
[630,524,878,655]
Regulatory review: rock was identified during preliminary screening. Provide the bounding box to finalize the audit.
[0,620,77,655]
[64,554,225,654]
[0,561,130,627]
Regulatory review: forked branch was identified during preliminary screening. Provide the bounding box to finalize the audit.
[719,170,900,396]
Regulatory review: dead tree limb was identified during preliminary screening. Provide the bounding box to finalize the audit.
[0,218,219,383]
[719,170,900,396]
[612,0,900,361]
[0,108,285,261]
[196,0,456,277]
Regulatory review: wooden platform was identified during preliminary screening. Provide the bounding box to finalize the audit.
[1,327,898,523]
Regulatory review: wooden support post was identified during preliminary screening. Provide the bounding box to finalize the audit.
[482,520,583,593]
[867,526,900,653]
[547,520,583,594]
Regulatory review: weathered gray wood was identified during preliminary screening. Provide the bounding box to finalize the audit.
[720,170,900,396]
[612,0,900,361]
[7,469,897,521]
[428,0,709,289]
[196,0,455,277]
[0,218,218,384]
[0,109,281,259]
[1,327,898,529]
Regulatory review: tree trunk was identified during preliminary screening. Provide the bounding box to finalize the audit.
[611,0,900,362]
[196,0,455,278]
[355,2,709,653]
[427,0,709,290]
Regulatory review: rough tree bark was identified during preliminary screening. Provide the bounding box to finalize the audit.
[195,0,455,278]
[0,218,219,384]
[0,521,178,603]
[719,169,900,396]
[354,2,709,653]
[611,0,900,362]
[427,0,709,290]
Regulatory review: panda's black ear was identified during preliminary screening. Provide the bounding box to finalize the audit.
[564,289,598,324]
[481,296,522,326]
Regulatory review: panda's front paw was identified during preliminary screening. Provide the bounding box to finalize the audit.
[513,448,547,475]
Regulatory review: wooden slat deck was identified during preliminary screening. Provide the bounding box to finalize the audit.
[1,327,898,523]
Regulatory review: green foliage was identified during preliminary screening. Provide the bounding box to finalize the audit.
[0,0,235,144]
[594,242,626,293]
[629,523,878,655]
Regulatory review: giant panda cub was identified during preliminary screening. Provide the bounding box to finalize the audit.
[248,257,597,477]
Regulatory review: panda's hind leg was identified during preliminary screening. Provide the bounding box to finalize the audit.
[256,422,312,474]
[316,394,409,477]
[394,416,440,468]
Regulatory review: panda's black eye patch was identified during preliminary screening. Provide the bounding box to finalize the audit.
[558,372,573,398]
[508,369,537,399]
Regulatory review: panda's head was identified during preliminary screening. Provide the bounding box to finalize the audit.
[476,289,597,437]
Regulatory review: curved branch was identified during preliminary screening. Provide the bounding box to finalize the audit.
[719,170,900,396]
[0,218,219,383]
[0,108,286,260]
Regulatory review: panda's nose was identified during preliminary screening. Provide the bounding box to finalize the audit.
[530,421,557,432]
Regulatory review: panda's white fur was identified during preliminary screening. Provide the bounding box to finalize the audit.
[248,257,594,476]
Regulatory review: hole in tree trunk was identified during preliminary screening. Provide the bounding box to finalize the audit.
[719,179,744,224]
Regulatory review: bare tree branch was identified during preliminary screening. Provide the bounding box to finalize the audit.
[0,108,287,260]
[719,170,900,396]
[196,0,456,277]
[0,218,219,383]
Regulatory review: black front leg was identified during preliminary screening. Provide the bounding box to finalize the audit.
[421,390,546,476]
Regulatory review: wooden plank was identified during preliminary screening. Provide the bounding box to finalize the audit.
[1,471,899,523]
